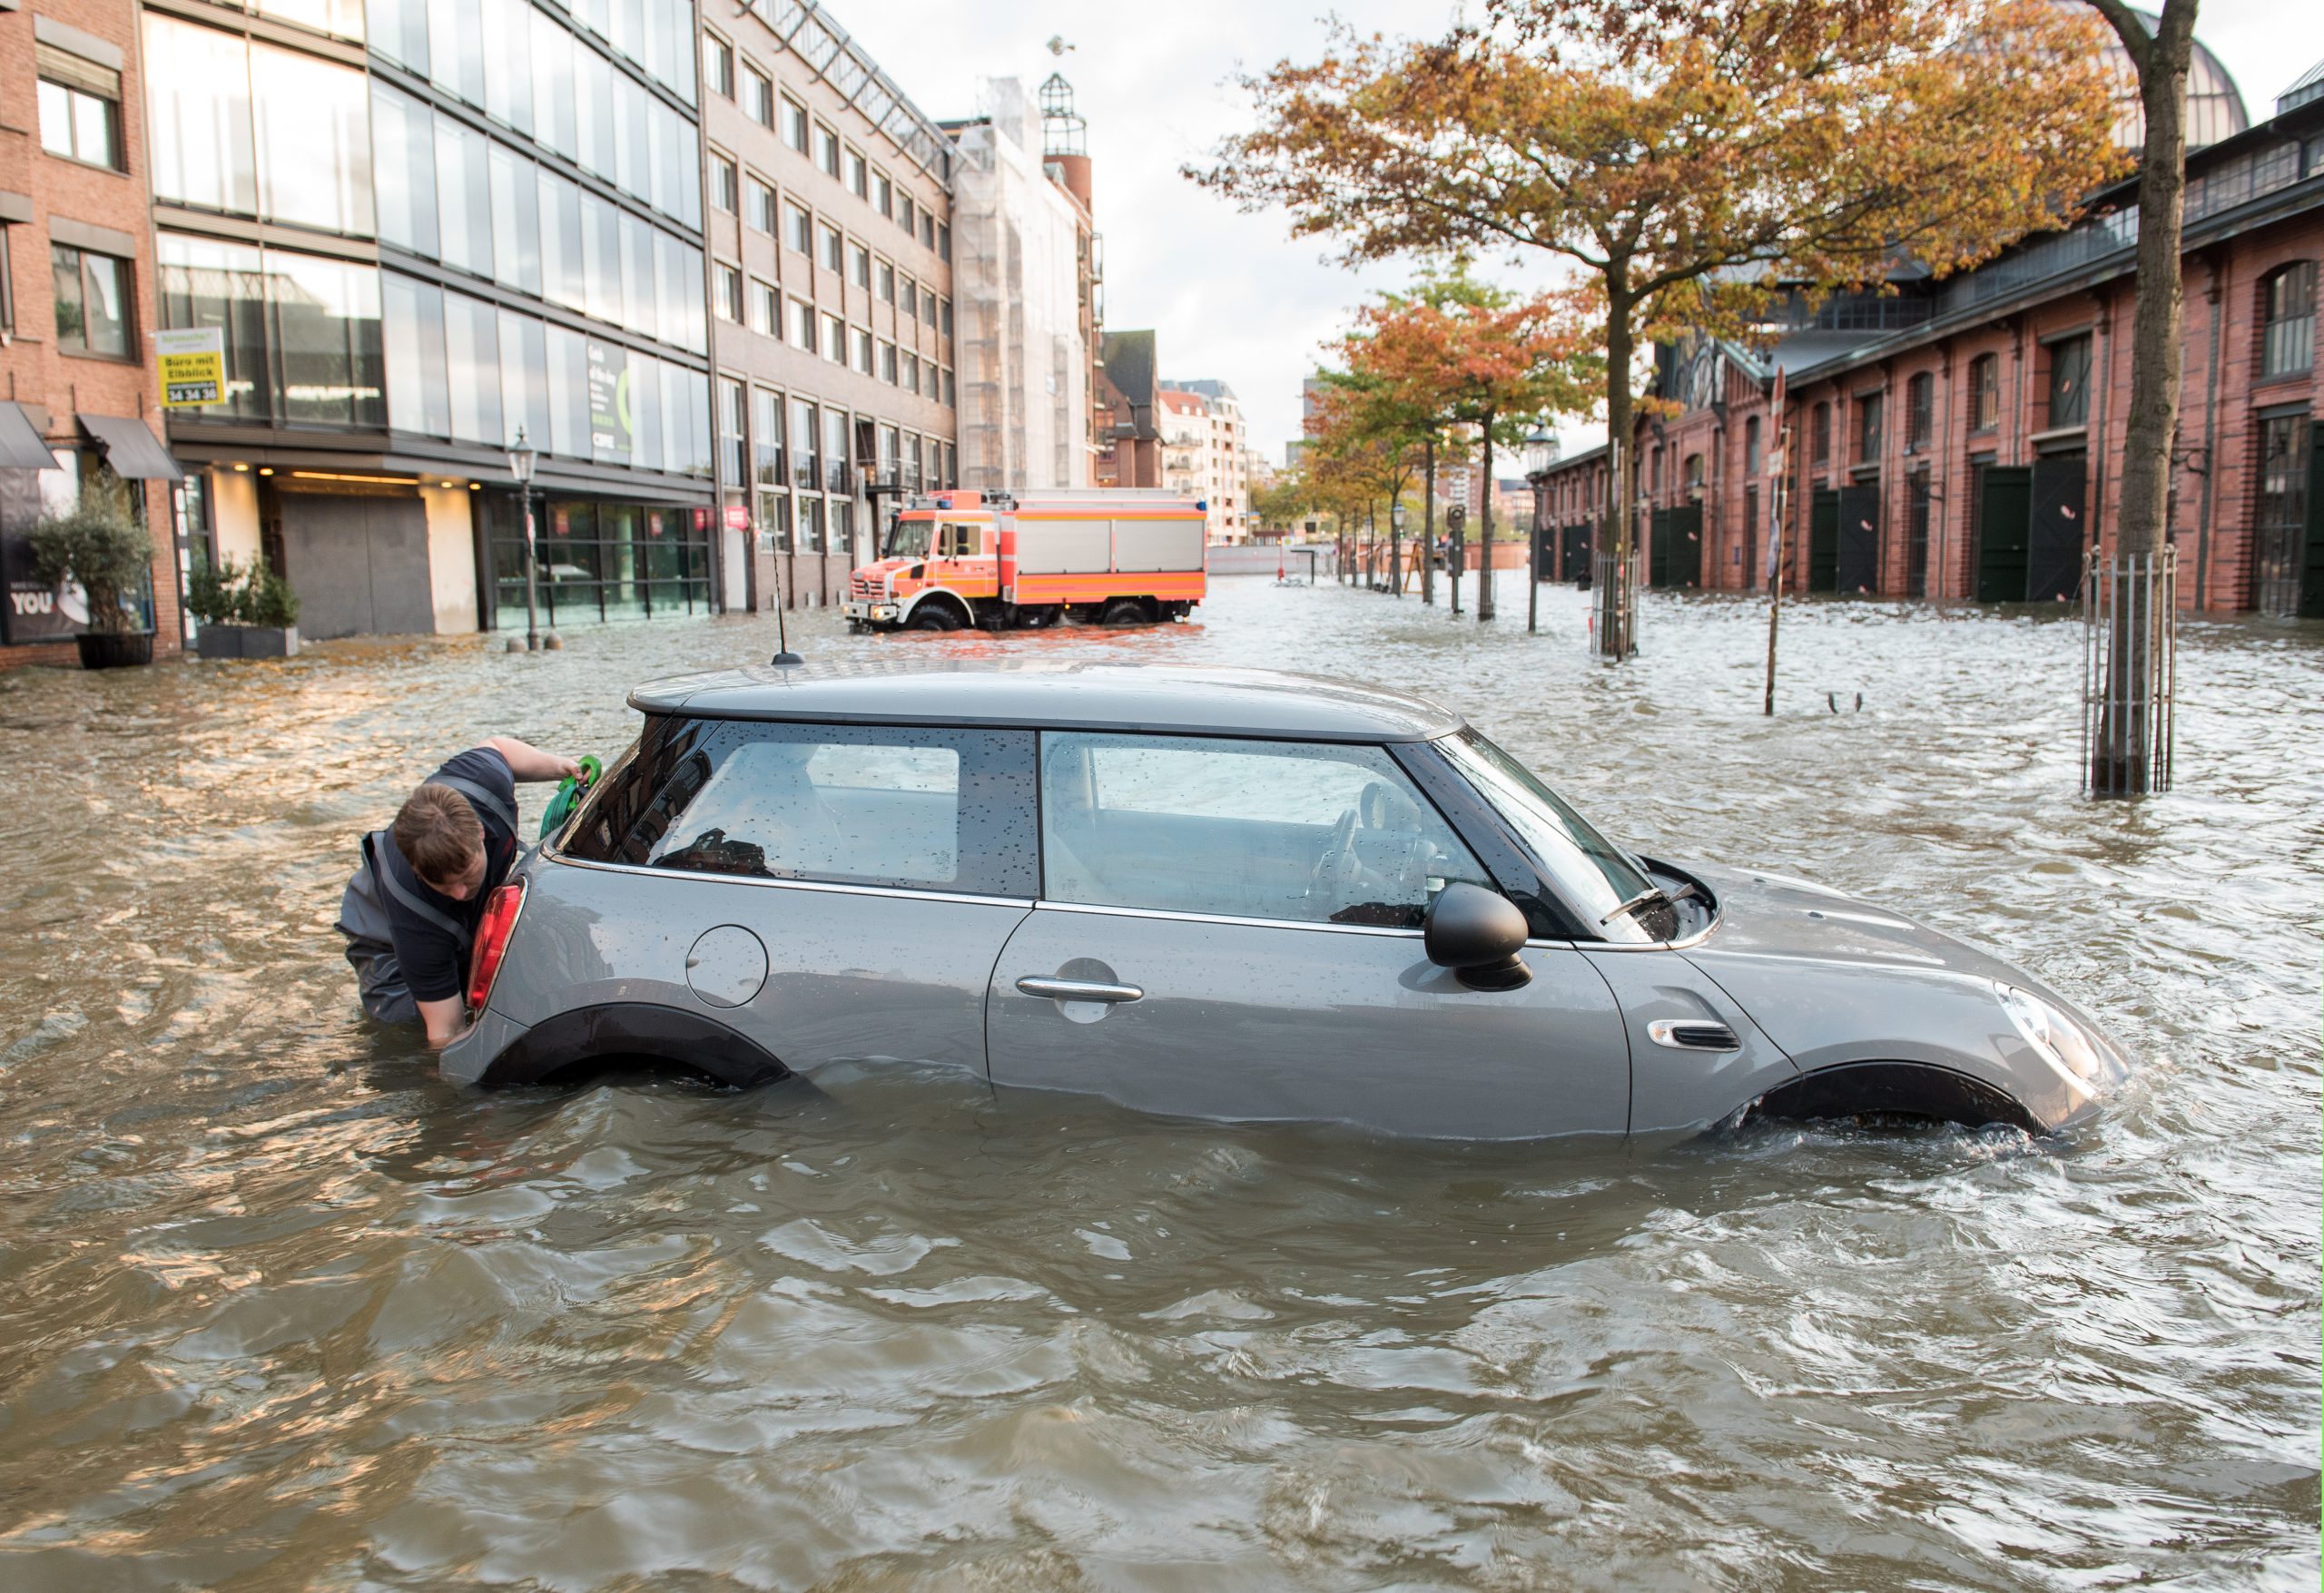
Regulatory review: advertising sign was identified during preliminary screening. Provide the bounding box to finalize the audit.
[586,341,633,463]
[155,328,226,408]
[723,505,750,532]
[0,465,84,644]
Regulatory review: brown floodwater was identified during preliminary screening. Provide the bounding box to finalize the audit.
[0,574,2316,1590]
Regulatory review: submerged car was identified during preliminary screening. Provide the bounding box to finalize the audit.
[441,664,2126,1139]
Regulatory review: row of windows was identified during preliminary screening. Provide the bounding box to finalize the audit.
[373,82,706,356]
[713,375,950,504]
[153,229,709,475]
[369,0,697,113]
[710,161,951,333]
[711,270,953,403]
[144,7,702,251]
[703,32,948,263]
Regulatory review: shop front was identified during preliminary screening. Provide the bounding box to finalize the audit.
[479,490,714,631]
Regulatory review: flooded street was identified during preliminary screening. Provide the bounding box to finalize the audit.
[0,575,2316,1590]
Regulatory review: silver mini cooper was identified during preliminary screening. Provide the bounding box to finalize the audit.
[441,664,2125,1139]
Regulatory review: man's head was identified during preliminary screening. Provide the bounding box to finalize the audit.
[393,785,487,900]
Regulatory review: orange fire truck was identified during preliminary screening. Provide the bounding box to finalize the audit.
[843,488,1207,632]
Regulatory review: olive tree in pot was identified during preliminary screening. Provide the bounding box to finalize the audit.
[26,472,157,669]
[189,551,300,658]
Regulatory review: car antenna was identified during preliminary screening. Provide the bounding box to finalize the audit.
[770,573,803,667]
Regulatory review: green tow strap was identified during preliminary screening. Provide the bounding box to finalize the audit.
[538,754,603,840]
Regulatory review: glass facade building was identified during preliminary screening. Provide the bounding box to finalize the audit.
[146,0,715,638]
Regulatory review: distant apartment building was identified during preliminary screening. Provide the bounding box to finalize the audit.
[0,0,185,669]
[136,0,721,641]
[703,0,957,610]
[946,74,1098,492]
[1095,328,1160,488]
[1161,379,1247,541]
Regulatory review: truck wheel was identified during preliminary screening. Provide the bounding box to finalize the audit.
[908,605,960,632]
[1100,598,1149,627]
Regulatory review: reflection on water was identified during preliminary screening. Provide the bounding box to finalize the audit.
[0,576,2316,1589]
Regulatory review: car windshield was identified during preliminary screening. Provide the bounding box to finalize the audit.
[885,519,933,559]
[1435,729,1662,940]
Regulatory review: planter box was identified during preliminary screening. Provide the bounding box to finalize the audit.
[196,624,300,659]
[76,630,155,670]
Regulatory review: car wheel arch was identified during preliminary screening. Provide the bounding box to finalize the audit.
[1743,1058,2043,1133]
[477,1002,790,1090]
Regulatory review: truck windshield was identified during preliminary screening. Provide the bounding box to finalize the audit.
[885,519,933,559]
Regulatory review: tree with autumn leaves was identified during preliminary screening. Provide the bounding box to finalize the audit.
[1199,0,2122,656]
[1309,269,1593,612]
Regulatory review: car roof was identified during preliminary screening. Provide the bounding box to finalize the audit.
[627,662,1467,742]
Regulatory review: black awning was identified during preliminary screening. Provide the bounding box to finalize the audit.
[0,402,55,471]
[76,413,183,481]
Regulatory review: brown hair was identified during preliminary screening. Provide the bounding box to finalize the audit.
[392,784,483,886]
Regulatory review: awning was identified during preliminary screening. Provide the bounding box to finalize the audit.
[0,402,56,471]
[76,413,183,481]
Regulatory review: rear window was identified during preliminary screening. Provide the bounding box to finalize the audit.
[562,715,1037,897]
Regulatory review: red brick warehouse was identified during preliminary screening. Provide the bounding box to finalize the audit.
[1536,47,2324,618]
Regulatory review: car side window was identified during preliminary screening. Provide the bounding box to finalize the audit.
[1039,732,1493,928]
[564,716,1037,897]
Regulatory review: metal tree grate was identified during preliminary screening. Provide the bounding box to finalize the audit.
[2082,549,2177,796]
[1591,547,1642,660]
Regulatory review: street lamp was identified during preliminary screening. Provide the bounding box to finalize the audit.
[507,426,540,652]
[1388,498,1406,598]
[1523,422,1558,634]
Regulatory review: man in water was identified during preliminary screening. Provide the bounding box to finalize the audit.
[350,737,581,1048]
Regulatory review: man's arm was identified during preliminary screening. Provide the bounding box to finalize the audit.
[418,996,470,1049]
[482,736,582,783]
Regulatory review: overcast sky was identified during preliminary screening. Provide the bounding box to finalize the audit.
[835,0,2324,467]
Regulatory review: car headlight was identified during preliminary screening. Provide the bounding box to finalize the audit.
[1994,982,2106,1082]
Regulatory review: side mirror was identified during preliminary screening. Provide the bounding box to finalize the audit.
[1423,882,1532,991]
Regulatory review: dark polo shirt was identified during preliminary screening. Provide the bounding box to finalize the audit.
[380,748,520,1004]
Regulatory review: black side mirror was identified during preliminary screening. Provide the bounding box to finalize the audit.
[1423,882,1532,991]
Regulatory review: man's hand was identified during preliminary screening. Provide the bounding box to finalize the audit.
[484,736,584,783]
[417,997,471,1050]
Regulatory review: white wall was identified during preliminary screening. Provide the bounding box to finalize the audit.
[419,485,478,634]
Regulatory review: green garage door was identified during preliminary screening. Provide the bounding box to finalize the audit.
[2301,435,2324,620]
[1664,504,1702,588]
[1837,483,1880,595]
[1808,488,1840,593]
[2027,455,2087,604]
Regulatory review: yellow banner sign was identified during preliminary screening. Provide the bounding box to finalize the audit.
[155,328,224,408]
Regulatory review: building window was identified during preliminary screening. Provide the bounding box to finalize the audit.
[1970,353,2000,431]
[52,243,132,357]
[704,34,734,99]
[782,97,809,152]
[874,169,892,219]
[745,176,775,233]
[790,397,817,491]
[942,369,955,408]
[750,279,775,336]
[0,229,13,334]
[855,327,874,375]
[899,193,916,235]
[743,64,773,127]
[880,339,897,383]
[2254,411,2311,615]
[713,262,741,320]
[753,386,784,487]
[791,297,815,353]
[1744,416,1762,477]
[850,243,870,290]
[37,45,123,171]
[903,352,920,396]
[921,285,938,323]
[1856,391,1883,463]
[848,149,868,199]
[921,212,936,252]
[1811,404,1830,465]
[2260,261,2316,379]
[719,376,746,485]
[877,260,894,303]
[937,223,950,261]
[711,154,738,213]
[820,223,842,271]
[822,311,844,364]
[817,124,841,179]
[784,202,811,253]
[939,297,952,338]
[899,274,918,320]
[2046,334,2091,428]
[1906,372,1935,452]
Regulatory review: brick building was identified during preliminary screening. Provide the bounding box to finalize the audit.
[1094,328,1160,488]
[1159,378,1248,541]
[1537,62,2324,617]
[0,0,183,669]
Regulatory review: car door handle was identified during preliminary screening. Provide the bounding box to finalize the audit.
[1016,976,1144,1004]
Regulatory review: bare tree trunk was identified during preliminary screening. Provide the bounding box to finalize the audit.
[1422,436,1437,605]
[2090,0,2195,795]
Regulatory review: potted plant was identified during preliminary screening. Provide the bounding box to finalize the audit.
[26,471,156,669]
[190,551,300,659]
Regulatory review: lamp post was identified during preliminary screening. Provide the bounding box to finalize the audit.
[1388,498,1405,598]
[1522,422,1558,634]
[1446,502,1466,616]
[507,426,539,652]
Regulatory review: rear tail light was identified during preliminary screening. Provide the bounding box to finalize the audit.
[467,879,527,1012]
